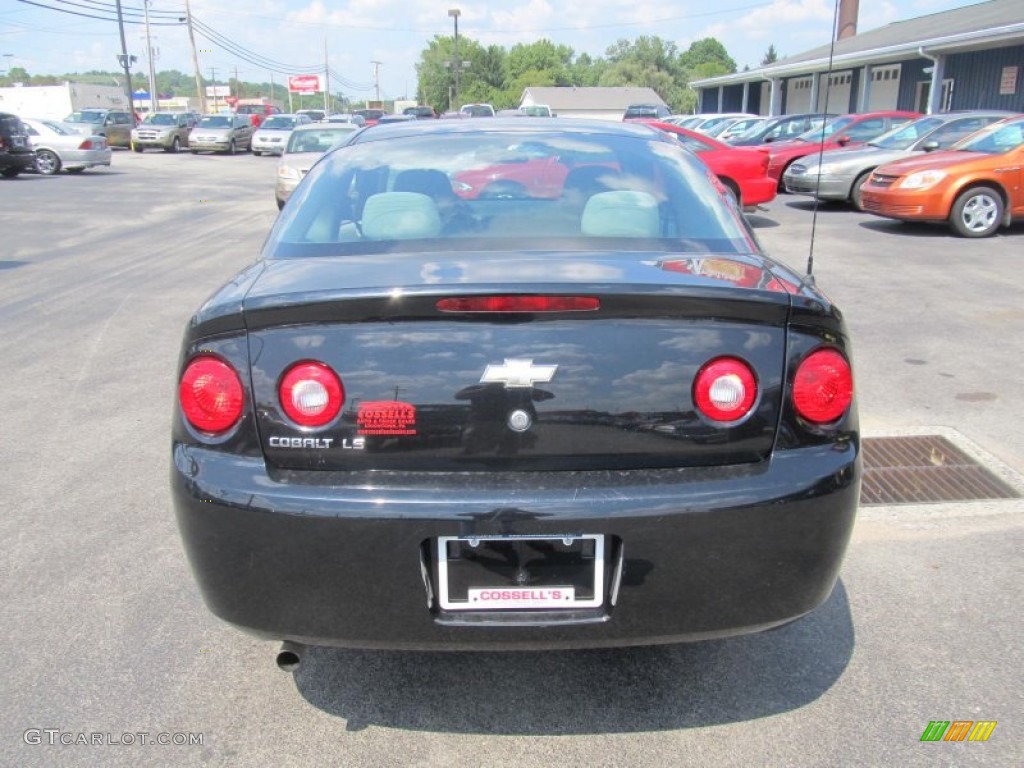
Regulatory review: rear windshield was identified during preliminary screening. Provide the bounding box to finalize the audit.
[73,111,106,124]
[0,116,25,134]
[265,129,752,259]
[625,106,660,118]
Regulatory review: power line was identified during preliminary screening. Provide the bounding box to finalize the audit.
[14,0,182,25]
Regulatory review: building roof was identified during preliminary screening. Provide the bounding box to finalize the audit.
[693,0,1024,87]
[521,87,666,111]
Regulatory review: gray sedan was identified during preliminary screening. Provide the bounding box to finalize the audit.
[783,111,1016,209]
[22,118,112,175]
[188,114,253,154]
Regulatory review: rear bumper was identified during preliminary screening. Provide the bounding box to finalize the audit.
[741,177,777,207]
[172,440,860,650]
[63,148,112,169]
[0,151,36,172]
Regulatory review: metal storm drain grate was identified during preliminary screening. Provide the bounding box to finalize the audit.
[861,435,1021,506]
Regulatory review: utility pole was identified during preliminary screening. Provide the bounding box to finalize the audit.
[324,39,331,114]
[209,67,218,112]
[448,8,461,109]
[371,60,382,104]
[142,0,159,113]
[184,0,206,113]
[114,0,136,119]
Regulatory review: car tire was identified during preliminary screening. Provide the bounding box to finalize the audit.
[777,162,797,192]
[950,186,1003,238]
[1,167,21,178]
[850,170,872,211]
[479,181,528,199]
[253,150,262,157]
[276,198,285,211]
[35,149,62,175]
[132,142,143,153]
[190,149,199,155]
[167,137,181,153]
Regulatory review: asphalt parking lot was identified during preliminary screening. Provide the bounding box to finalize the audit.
[0,148,1021,767]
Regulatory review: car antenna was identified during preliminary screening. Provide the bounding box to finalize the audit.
[804,0,842,286]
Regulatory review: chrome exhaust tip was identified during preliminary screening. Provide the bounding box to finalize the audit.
[276,641,304,672]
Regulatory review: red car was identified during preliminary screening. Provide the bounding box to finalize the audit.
[451,142,619,200]
[651,121,776,210]
[752,110,921,190]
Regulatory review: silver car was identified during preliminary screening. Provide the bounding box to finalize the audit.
[188,114,253,155]
[275,123,359,209]
[783,111,1016,209]
[22,118,112,175]
[131,112,196,153]
[251,114,312,156]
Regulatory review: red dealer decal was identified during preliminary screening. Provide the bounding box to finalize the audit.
[357,401,417,436]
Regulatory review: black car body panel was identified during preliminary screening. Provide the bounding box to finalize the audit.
[171,118,860,651]
[0,113,37,177]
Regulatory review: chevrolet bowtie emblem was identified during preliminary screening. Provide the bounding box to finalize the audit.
[480,359,558,388]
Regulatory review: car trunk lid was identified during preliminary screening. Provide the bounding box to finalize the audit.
[243,252,798,471]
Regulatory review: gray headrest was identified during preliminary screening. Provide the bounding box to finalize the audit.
[361,192,442,240]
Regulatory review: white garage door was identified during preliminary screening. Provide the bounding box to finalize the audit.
[818,71,853,113]
[787,76,812,112]
[868,65,902,110]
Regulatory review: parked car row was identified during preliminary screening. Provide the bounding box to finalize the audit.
[768,111,1024,237]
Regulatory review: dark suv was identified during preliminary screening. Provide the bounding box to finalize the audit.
[623,103,671,122]
[0,112,37,178]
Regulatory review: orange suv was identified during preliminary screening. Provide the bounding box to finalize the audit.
[859,115,1024,237]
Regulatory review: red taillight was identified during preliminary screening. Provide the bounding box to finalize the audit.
[792,348,853,424]
[78,138,96,150]
[693,357,758,423]
[179,356,245,434]
[279,361,344,427]
[437,296,600,313]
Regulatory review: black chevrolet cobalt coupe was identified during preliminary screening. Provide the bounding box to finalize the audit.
[172,118,859,658]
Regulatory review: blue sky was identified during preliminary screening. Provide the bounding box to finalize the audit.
[1,0,980,101]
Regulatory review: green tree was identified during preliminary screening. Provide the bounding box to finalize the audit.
[679,38,737,76]
[505,39,574,84]
[761,44,779,66]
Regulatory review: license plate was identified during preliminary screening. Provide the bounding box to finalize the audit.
[437,534,604,611]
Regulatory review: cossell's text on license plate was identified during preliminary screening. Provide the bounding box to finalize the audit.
[468,588,575,609]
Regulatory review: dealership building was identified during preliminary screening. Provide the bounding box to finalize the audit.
[691,0,1023,116]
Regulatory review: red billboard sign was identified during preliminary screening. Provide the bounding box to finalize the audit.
[288,75,324,94]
